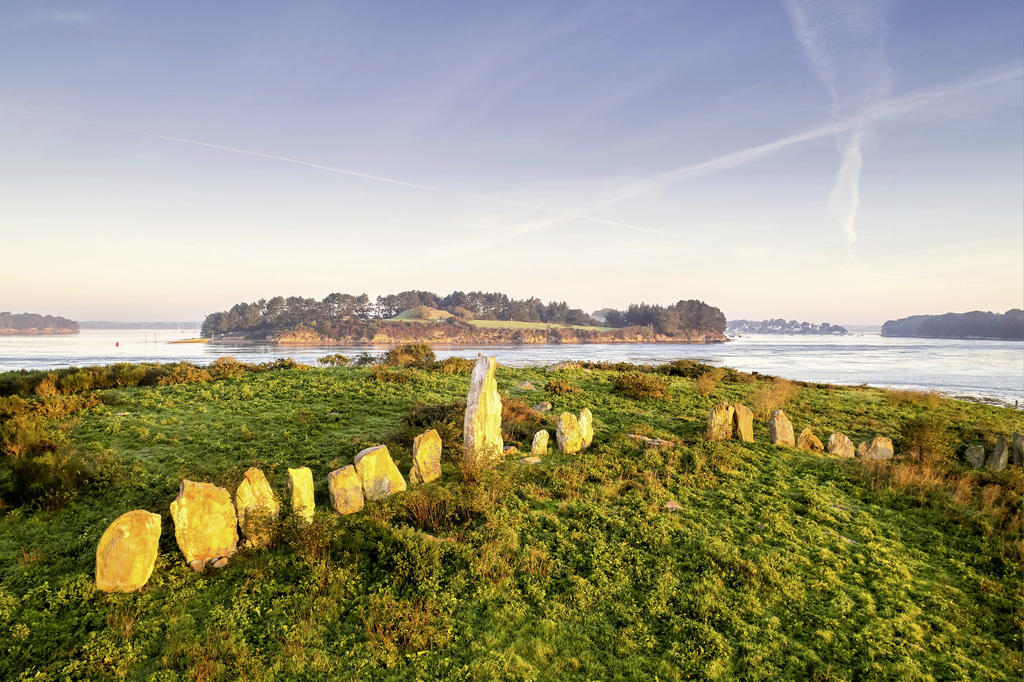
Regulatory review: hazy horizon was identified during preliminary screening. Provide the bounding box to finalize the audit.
[2,1,1022,325]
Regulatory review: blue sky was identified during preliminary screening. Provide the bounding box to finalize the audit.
[1,1,1021,323]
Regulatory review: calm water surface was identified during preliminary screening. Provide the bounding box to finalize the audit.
[1,329,1021,405]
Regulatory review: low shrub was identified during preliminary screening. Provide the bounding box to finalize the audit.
[155,362,213,385]
[614,372,670,400]
[752,378,799,419]
[359,591,451,656]
[369,367,419,384]
[899,415,954,464]
[434,357,474,374]
[887,388,942,409]
[695,367,727,397]
[402,486,455,531]
[545,380,580,396]
[501,398,544,442]
[207,357,246,379]
[382,343,435,368]
[317,353,350,367]
[400,401,465,451]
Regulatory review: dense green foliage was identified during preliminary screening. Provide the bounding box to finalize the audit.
[0,360,1021,680]
[882,308,1024,340]
[0,312,78,332]
[200,291,727,337]
[727,319,848,334]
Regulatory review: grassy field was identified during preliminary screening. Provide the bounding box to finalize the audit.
[0,360,1021,680]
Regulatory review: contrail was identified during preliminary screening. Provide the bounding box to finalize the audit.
[7,107,661,235]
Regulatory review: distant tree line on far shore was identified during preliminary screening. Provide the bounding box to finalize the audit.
[0,312,78,332]
[726,319,848,335]
[201,291,726,337]
[882,309,1023,340]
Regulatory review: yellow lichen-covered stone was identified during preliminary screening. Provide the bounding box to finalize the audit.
[169,480,238,565]
[827,433,855,458]
[463,356,503,463]
[95,510,161,593]
[409,429,442,485]
[732,403,754,442]
[858,436,894,460]
[579,408,594,448]
[327,465,364,514]
[531,430,549,455]
[235,467,279,547]
[796,428,824,452]
[287,467,315,522]
[556,412,584,454]
[706,404,735,441]
[769,410,796,447]
[355,445,407,501]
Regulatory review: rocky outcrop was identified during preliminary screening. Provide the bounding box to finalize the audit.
[463,356,503,464]
[327,465,364,514]
[95,510,161,593]
[557,412,584,454]
[579,408,594,448]
[796,428,824,453]
[964,444,986,467]
[707,404,735,441]
[769,410,795,447]
[354,445,407,501]
[986,437,1009,471]
[732,403,754,442]
[287,467,315,522]
[409,429,442,485]
[827,433,855,458]
[169,480,238,571]
[235,467,279,547]
[531,430,549,455]
[857,437,894,460]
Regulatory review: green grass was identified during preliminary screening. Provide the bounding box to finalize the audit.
[1,364,1022,680]
[467,319,615,331]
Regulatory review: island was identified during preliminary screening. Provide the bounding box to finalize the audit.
[0,312,78,335]
[727,319,847,335]
[200,291,728,345]
[882,309,1024,340]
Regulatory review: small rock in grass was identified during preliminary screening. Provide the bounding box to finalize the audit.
[769,410,795,447]
[964,444,985,468]
[796,428,824,453]
[827,433,855,458]
[533,401,553,412]
[521,456,542,465]
[664,501,682,512]
[531,430,549,455]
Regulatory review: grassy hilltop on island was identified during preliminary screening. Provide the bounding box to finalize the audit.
[0,351,1021,679]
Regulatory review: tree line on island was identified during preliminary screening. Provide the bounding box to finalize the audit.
[200,291,726,338]
[882,309,1023,340]
[0,312,78,334]
[726,319,848,335]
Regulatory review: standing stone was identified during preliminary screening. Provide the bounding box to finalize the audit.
[732,404,754,442]
[463,356,503,463]
[235,467,279,547]
[531,430,549,455]
[1011,432,1023,466]
[95,510,161,593]
[579,408,594,448]
[327,465,364,514]
[707,404,735,441]
[556,412,584,454]
[169,480,238,567]
[796,428,824,452]
[858,437,895,460]
[827,433,855,458]
[287,467,315,522]
[769,410,795,447]
[964,444,986,468]
[985,437,1009,471]
[354,445,407,501]
[409,429,442,485]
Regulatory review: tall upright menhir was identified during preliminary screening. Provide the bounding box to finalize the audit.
[463,356,503,464]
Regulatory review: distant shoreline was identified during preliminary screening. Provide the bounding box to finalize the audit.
[0,328,78,336]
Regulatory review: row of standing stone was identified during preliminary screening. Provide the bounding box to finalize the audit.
[707,403,1024,468]
[96,356,596,593]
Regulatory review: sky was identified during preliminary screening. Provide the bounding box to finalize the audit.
[1,1,1021,325]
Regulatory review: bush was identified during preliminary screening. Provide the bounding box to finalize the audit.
[614,372,670,400]
[382,343,435,368]
[317,354,350,367]
[399,401,465,451]
[207,357,246,379]
[501,398,544,442]
[752,378,798,419]
[359,591,451,656]
[545,380,581,396]
[434,357,474,374]
[899,415,954,464]
[695,367,727,397]
[155,362,212,386]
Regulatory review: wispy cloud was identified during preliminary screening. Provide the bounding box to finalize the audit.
[781,0,892,247]
[29,9,95,25]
